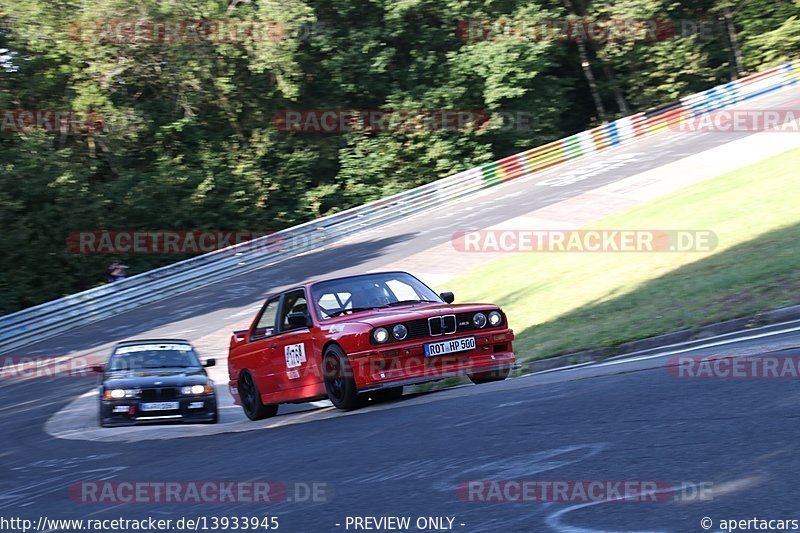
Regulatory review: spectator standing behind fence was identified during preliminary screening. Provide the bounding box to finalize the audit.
[108,260,128,282]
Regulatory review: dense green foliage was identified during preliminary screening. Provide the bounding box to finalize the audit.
[0,0,797,314]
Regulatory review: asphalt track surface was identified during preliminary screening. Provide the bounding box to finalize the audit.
[1,86,799,533]
[3,326,800,532]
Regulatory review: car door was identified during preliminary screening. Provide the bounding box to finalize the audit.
[247,295,281,398]
[272,288,324,397]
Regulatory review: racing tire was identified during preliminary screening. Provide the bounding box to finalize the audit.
[469,367,511,385]
[238,371,279,421]
[323,345,363,410]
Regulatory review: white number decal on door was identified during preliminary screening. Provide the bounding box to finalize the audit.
[285,343,307,369]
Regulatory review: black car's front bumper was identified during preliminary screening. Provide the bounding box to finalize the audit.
[99,394,217,427]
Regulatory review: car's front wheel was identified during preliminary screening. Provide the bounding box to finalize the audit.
[469,367,510,384]
[238,371,278,420]
[206,404,219,424]
[323,345,363,410]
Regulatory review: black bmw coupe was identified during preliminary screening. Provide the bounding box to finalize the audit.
[95,339,218,427]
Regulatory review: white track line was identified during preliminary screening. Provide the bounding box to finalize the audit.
[517,319,800,379]
[593,324,800,369]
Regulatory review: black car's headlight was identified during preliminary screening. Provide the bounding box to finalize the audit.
[181,384,214,395]
[103,388,140,399]
[373,327,389,343]
[488,311,503,326]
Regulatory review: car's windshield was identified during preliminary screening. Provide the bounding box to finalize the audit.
[108,343,201,371]
[311,272,442,320]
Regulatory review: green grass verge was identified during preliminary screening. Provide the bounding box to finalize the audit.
[444,146,800,363]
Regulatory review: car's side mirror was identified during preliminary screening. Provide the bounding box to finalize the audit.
[287,311,311,328]
[203,358,216,368]
[90,363,104,374]
[440,291,455,304]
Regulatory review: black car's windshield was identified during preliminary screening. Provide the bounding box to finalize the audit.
[108,343,201,371]
[311,272,442,320]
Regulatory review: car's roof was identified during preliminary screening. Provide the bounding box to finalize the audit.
[114,338,193,348]
[257,271,419,302]
[306,270,412,287]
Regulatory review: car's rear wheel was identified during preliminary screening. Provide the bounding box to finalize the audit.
[469,367,510,384]
[323,345,363,410]
[238,371,278,420]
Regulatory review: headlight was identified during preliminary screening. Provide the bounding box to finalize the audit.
[373,327,389,343]
[392,324,408,340]
[488,311,502,326]
[473,312,487,328]
[104,388,140,399]
[181,384,213,395]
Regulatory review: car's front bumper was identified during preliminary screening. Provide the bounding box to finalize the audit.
[358,360,517,392]
[99,395,217,426]
[350,328,516,391]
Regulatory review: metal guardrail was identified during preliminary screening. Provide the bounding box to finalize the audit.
[0,60,796,355]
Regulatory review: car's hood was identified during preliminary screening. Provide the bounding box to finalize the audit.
[327,303,501,328]
[103,368,208,388]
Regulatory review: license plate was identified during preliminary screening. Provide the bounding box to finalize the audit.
[140,401,179,411]
[424,336,476,357]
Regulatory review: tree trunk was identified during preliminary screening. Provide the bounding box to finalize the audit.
[563,0,606,121]
[722,6,745,78]
[602,62,630,115]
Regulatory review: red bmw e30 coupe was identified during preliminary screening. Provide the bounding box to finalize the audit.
[228,271,515,419]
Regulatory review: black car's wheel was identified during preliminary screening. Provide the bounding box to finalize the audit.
[238,371,278,421]
[323,345,363,410]
[97,405,107,428]
[205,403,219,424]
[469,367,511,385]
[370,386,403,403]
